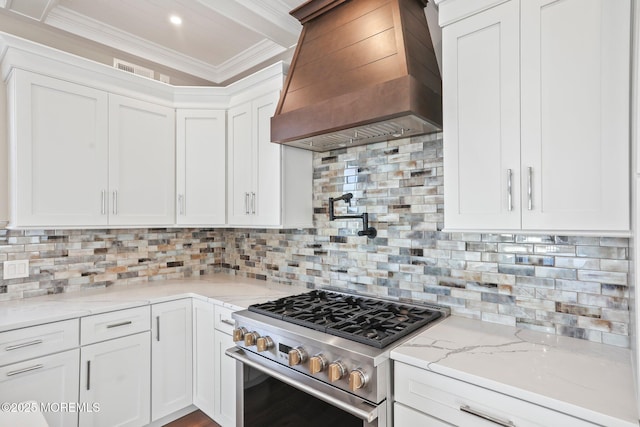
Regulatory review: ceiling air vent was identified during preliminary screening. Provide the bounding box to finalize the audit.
[113,59,154,79]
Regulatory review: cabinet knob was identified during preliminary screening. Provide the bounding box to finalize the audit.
[328,361,346,382]
[256,336,274,352]
[288,347,307,366]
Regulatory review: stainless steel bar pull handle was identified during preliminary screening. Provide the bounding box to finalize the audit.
[460,405,516,427]
[178,194,184,215]
[507,169,512,211]
[112,191,118,215]
[527,167,533,210]
[156,316,160,341]
[6,340,43,351]
[245,192,250,215]
[106,321,132,329]
[86,360,91,390]
[251,192,256,214]
[221,319,235,327]
[7,364,43,377]
[101,190,106,215]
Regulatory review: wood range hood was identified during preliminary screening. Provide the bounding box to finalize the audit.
[271,0,442,152]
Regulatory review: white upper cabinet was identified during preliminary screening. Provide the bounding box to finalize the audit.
[441,0,630,233]
[520,0,630,231]
[7,70,176,228]
[8,70,109,227]
[176,109,226,226]
[108,94,175,226]
[227,91,313,228]
[442,0,520,230]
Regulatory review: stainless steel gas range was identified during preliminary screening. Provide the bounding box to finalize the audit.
[226,289,448,427]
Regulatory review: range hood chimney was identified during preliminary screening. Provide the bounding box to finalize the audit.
[271,0,442,152]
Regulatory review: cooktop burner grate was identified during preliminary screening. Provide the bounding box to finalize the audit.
[248,290,442,348]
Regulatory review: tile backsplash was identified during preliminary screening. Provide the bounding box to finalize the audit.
[0,134,631,347]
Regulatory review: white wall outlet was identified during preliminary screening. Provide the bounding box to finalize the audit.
[3,260,29,280]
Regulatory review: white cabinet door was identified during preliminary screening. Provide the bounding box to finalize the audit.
[214,330,236,427]
[253,91,282,226]
[108,94,175,226]
[151,299,193,421]
[227,102,254,226]
[176,109,226,226]
[192,299,215,418]
[9,70,109,227]
[520,0,630,231]
[442,0,521,230]
[80,332,151,427]
[0,349,80,427]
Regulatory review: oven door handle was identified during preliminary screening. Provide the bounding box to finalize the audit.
[226,347,379,423]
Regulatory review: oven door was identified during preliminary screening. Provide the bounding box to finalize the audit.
[226,347,386,427]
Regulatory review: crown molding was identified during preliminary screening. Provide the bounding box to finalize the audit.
[237,0,301,39]
[43,6,291,85]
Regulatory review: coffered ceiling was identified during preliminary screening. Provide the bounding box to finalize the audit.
[0,0,306,84]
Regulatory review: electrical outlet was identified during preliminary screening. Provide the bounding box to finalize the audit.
[3,260,29,280]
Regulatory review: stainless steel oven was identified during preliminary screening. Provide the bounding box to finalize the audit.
[225,290,447,427]
[228,346,384,426]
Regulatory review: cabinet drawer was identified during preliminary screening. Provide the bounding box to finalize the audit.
[214,305,236,334]
[394,362,597,427]
[0,319,79,366]
[81,306,150,345]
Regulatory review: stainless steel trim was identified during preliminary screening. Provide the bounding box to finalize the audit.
[106,321,132,329]
[221,319,235,327]
[226,347,379,423]
[507,169,512,211]
[86,360,91,390]
[7,364,43,377]
[6,340,43,351]
[527,167,533,210]
[460,405,516,427]
[156,316,160,342]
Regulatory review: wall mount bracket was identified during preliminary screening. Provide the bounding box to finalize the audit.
[328,193,377,239]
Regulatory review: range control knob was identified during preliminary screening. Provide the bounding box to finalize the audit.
[309,354,328,374]
[288,347,307,366]
[328,361,347,382]
[256,336,274,352]
[244,331,260,347]
[349,368,367,391]
[232,327,248,343]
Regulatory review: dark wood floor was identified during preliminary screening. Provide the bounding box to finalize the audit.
[163,410,221,427]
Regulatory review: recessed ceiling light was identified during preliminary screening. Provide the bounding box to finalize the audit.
[169,15,182,26]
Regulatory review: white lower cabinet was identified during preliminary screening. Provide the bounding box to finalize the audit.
[0,349,80,427]
[151,299,193,421]
[80,332,151,427]
[193,299,215,418]
[394,403,451,427]
[394,362,597,427]
[214,305,237,427]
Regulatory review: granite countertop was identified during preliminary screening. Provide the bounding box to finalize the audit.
[391,316,638,427]
[0,273,307,332]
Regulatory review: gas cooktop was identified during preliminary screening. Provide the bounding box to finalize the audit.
[248,290,443,348]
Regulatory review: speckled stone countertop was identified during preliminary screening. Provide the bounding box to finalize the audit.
[391,316,638,427]
[0,273,307,332]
